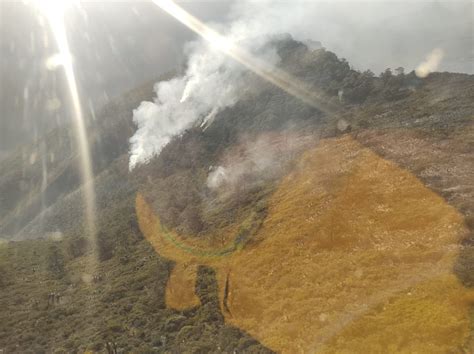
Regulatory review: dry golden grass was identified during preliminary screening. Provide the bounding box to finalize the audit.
[320,274,472,353]
[166,263,201,310]
[136,135,472,353]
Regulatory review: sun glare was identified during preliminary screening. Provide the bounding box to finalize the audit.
[31,0,76,24]
[30,0,98,260]
[151,0,338,114]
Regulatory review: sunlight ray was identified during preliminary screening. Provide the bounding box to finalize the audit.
[152,0,339,115]
[34,0,97,257]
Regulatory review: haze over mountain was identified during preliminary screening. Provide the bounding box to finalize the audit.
[1,34,473,349]
[1,1,472,152]
[0,1,473,352]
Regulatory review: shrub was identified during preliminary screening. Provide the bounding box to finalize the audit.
[66,236,88,259]
[0,263,11,288]
[107,319,123,333]
[47,244,65,278]
[97,231,114,262]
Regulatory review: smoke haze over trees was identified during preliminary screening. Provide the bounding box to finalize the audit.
[1,0,472,154]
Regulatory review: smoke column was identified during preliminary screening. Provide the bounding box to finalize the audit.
[129,0,472,169]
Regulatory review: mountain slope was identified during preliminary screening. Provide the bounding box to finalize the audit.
[0,37,473,352]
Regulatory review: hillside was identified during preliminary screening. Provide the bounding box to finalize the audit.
[0,77,162,240]
[0,37,473,353]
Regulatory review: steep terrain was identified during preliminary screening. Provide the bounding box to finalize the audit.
[0,76,165,240]
[0,37,473,353]
[137,135,473,353]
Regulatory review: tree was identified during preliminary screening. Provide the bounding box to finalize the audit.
[47,244,65,278]
[395,67,405,76]
[179,206,204,235]
[380,68,393,83]
[0,263,10,288]
[66,236,88,259]
[97,231,114,262]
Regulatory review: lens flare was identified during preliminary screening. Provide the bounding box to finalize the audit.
[152,0,338,115]
[33,0,97,254]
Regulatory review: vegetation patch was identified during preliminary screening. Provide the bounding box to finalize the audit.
[137,136,472,353]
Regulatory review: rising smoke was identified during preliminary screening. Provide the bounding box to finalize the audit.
[415,48,445,78]
[206,132,314,192]
[128,10,281,169]
[128,0,472,170]
[128,0,311,170]
[128,40,252,170]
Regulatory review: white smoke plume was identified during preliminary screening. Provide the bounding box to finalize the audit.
[128,44,247,170]
[207,166,228,190]
[415,48,444,78]
[129,0,472,170]
[128,1,312,170]
[206,132,314,192]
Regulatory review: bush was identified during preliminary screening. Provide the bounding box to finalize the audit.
[107,319,124,333]
[66,236,88,259]
[47,244,65,278]
[97,231,114,262]
[0,263,11,288]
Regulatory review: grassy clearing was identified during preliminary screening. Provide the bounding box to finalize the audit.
[137,136,473,353]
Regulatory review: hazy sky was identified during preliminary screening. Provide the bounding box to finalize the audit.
[0,1,229,151]
[0,1,472,152]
